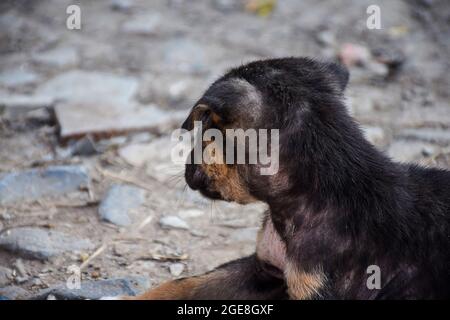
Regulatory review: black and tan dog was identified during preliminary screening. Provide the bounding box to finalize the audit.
[131,58,450,299]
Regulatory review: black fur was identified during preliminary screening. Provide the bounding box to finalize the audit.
[186,57,450,299]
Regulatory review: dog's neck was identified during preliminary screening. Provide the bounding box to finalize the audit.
[265,114,408,242]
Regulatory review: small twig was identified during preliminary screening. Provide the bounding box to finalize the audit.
[79,243,108,270]
[95,165,152,192]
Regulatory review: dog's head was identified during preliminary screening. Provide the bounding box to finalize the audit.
[181,58,351,204]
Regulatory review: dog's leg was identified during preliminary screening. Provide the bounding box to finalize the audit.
[284,260,328,300]
[127,254,287,300]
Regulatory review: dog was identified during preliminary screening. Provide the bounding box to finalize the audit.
[129,57,450,299]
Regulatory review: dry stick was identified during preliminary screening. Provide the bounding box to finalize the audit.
[95,165,153,192]
[79,243,108,270]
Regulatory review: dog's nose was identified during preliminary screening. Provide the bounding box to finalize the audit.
[185,164,205,190]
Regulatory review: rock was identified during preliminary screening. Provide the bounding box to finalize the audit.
[348,94,375,115]
[315,30,335,47]
[0,68,39,88]
[118,136,177,167]
[55,102,174,140]
[32,47,79,68]
[169,263,184,277]
[30,276,150,300]
[159,216,189,230]
[163,39,207,74]
[111,0,134,12]
[178,209,205,219]
[338,43,371,67]
[0,286,28,300]
[68,136,98,157]
[0,227,95,261]
[229,227,259,242]
[361,126,386,146]
[366,60,389,78]
[396,128,450,146]
[0,266,14,287]
[387,140,437,162]
[0,211,14,220]
[12,259,28,279]
[99,184,146,226]
[129,132,154,144]
[213,0,240,12]
[35,70,138,104]
[121,13,161,35]
[0,94,54,110]
[0,165,89,205]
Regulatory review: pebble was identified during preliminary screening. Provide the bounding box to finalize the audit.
[32,47,79,68]
[111,0,135,12]
[0,227,95,261]
[159,216,190,230]
[387,140,438,162]
[315,30,335,47]
[0,68,39,88]
[0,165,90,205]
[68,136,98,157]
[0,266,14,287]
[121,13,161,36]
[396,128,450,145]
[169,263,185,277]
[178,209,205,219]
[99,184,146,226]
[30,276,150,300]
[0,286,28,300]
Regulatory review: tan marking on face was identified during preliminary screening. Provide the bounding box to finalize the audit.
[202,141,256,204]
[285,261,326,299]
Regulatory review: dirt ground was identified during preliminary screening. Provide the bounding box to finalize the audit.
[0,0,449,299]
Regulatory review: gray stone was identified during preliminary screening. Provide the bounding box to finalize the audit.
[0,286,28,300]
[169,263,184,277]
[32,47,79,68]
[0,68,39,88]
[35,70,138,104]
[99,184,146,226]
[0,94,54,109]
[69,136,98,157]
[111,0,135,12]
[0,227,95,261]
[397,128,450,146]
[0,165,89,205]
[163,39,206,74]
[315,30,335,47]
[387,140,438,162]
[121,13,161,35]
[0,266,13,287]
[30,276,150,300]
[229,227,259,242]
[159,216,189,230]
[178,209,205,219]
[54,102,173,139]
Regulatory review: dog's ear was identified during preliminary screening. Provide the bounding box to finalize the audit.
[325,62,349,92]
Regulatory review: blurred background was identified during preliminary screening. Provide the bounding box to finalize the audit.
[0,0,449,299]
